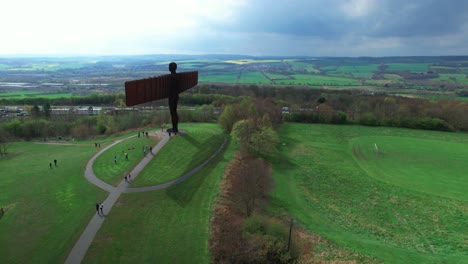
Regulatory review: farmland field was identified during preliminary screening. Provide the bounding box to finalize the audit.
[386,63,429,72]
[272,123,468,263]
[199,72,238,83]
[432,74,468,85]
[0,91,73,99]
[1,55,467,100]
[238,71,270,84]
[275,74,359,86]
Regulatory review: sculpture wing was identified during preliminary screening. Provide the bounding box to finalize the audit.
[125,71,198,106]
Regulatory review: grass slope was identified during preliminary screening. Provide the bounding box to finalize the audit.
[131,123,225,187]
[0,142,107,263]
[83,124,234,263]
[271,123,468,263]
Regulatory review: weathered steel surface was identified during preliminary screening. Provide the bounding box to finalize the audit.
[125,71,198,106]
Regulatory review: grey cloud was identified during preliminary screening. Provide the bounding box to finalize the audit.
[365,0,468,37]
[214,0,468,39]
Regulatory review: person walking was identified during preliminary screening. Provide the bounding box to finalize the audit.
[114,156,117,164]
[99,203,104,216]
[128,174,132,181]
[95,203,101,216]
[49,162,53,169]
[54,159,57,167]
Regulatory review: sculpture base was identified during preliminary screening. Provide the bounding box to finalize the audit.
[166,128,178,135]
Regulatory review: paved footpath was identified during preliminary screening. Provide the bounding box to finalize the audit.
[65,130,226,264]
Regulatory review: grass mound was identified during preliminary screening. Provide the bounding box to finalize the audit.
[271,123,468,263]
[93,134,158,186]
[131,123,225,187]
[351,136,468,201]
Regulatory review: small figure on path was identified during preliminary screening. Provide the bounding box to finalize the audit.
[94,143,97,148]
[49,162,53,169]
[125,152,129,160]
[124,175,128,182]
[146,131,149,137]
[98,143,101,148]
[95,203,101,216]
[149,146,153,154]
[99,203,104,216]
[128,174,132,181]
[54,159,57,167]
[113,156,117,164]
[143,148,146,157]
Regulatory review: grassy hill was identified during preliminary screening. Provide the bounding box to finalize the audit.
[271,123,468,263]
[82,123,234,263]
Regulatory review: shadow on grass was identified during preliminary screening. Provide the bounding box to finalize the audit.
[165,138,230,207]
[180,133,202,148]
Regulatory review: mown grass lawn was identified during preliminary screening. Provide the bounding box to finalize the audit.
[93,133,159,186]
[83,124,235,263]
[271,123,468,263]
[0,141,107,263]
[131,123,225,187]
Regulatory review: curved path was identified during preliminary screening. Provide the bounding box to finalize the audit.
[65,130,227,264]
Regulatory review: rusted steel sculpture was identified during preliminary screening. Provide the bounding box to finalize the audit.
[125,62,198,134]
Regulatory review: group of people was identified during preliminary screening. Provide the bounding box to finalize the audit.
[49,159,58,169]
[124,174,132,182]
[94,143,101,148]
[137,131,149,138]
[142,144,154,157]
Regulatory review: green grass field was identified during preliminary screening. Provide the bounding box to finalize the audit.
[93,134,159,186]
[0,141,107,263]
[351,136,468,201]
[288,61,320,73]
[199,72,239,83]
[238,71,271,84]
[329,65,379,79]
[131,123,225,187]
[271,123,468,263]
[432,74,468,85]
[0,91,73,99]
[275,74,360,86]
[265,73,293,80]
[386,63,430,72]
[83,124,235,263]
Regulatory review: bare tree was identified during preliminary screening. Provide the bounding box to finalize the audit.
[227,154,272,217]
[0,129,12,157]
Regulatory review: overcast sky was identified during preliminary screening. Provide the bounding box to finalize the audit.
[1,0,467,56]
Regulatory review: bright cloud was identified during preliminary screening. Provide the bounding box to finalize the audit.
[0,0,467,56]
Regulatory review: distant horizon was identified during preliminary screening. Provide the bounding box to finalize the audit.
[1,53,467,59]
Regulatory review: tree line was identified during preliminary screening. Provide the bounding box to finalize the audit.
[210,98,324,263]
